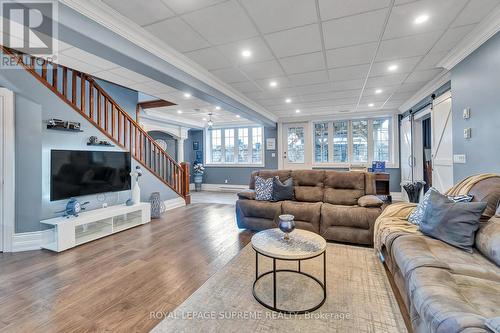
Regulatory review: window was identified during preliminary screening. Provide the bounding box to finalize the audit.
[333,121,348,163]
[314,123,328,163]
[352,120,368,163]
[224,129,234,163]
[312,117,393,166]
[207,126,264,165]
[211,129,222,163]
[373,119,391,162]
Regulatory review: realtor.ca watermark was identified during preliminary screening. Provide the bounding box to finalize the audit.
[0,0,58,68]
[150,311,353,321]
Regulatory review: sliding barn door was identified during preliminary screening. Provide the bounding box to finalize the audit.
[400,116,413,196]
[431,91,454,193]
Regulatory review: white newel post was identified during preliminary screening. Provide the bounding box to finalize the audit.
[177,138,185,163]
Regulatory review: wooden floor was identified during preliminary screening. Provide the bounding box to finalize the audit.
[0,203,252,332]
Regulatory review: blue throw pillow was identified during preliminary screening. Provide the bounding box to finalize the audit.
[409,187,474,225]
[255,176,273,201]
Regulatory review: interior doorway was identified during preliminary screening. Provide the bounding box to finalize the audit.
[422,116,432,192]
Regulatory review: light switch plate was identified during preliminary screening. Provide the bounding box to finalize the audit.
[464,128,471,139]
[463,108,470,119]
[453,154,467,164]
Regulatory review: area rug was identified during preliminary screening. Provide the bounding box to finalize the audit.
[151,243,407,332]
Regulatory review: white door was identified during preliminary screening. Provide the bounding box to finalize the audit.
[282,123,310,169]
[400,116,413,188]
[432,91,454,193]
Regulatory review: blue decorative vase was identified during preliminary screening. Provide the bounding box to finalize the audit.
[194,174,203,192]
[278,214,295,240]
[149,192,165,219]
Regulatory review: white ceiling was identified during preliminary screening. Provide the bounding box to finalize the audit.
[101,0,500,118]
[55,41,249,127]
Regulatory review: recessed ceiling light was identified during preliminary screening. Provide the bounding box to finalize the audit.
[388,64,398,72]
[295,109,301,113]
[236,114,241,118]
[177,110,183,114]
[202,117,207,121]
[285,98,292,103]
[183,92,191,98]
[269,81,278,88]
[215,106,221,110]
[368,103,375,107]
[414,14,429,25]
[241,49,252,58]
[375,89,383,94]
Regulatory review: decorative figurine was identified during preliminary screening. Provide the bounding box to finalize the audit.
[55,198,90,218]
[130,165,143,205]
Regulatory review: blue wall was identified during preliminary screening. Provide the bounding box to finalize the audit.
[185,127,278,185]
[0,65,177,233]
[451,31,500,181]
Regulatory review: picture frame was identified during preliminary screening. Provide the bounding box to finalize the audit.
[193,141,199,151]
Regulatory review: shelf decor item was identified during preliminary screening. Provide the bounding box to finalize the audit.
[55,198,90,218]
[402,180,426,203]
[86,136,114,147]
[193,163,205,192]
[149,192,166,219]
[278,214,296,240]
[46,118,83,132]
[130,166,143,205]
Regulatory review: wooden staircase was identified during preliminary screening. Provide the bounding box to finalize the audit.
[2,46,190,203]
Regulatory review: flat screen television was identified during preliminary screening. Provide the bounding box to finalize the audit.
[51,150,131,201]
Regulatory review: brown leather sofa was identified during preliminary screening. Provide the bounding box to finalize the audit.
[236,169,385,245]
[376,177,500,333]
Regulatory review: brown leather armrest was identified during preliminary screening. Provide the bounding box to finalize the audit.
[238,189,256,200]
[358,195,384,207]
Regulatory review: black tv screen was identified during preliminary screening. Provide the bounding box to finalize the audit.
[51,150,131,201]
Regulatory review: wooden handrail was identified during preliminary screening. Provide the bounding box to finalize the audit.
[1,46,190,202]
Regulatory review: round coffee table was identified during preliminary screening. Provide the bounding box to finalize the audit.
[251,228,327,314]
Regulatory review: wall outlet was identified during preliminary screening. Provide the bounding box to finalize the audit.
[453,154,467,164]
[464,128,471,139]
[463,108,470,119]
[271,152,276,157]
[224,179,228,184]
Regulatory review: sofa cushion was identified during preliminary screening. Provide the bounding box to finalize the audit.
[236,200,281,220]
[323,171,365,205]
[320,203,381,230]
[475,217,500,266]
[358,195,383,207]
[420,190,487,253]
[281,201,322,233]
[291,170,325,202]
[237,189,255,200]
[468,177,500,220]
[272,176,294,201]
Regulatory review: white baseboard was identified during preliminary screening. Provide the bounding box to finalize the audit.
[390,192,403,201]
[189,183,247,193]
[12,229,52,252]
[163,197,186,211]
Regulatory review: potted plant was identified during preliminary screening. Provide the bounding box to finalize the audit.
[193,163,205,192]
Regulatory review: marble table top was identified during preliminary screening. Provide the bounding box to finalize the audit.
[251,229,327,260]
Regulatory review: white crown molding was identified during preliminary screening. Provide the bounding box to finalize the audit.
[59,0,278,124]
[398,70,451,113]
[438,4,500,70]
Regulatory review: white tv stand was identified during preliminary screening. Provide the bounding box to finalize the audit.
[41,203,151,252]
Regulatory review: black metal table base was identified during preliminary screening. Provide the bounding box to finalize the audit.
[252,250,326,314]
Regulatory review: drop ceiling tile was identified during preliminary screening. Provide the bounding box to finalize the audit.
[326,42,377,68]
[405,68,444,83]
[217,37,274,65]
[290,82,336,95]
[288,70,329,86]
[452,0,500,27]
[57,54,105,74]
[318,0,391,20]
[254,77,292,89]
[416,51,448,70]
[60,48,117,71]
[144,17,210,52]
[182,0,259,45]
[103,0,174,26]
[240,60,285,79]
[432,24,476,53]
[384,0,467,40]
[279,52,326,75]
[210,67,248,83]
[365,74,407,88]
[330,79,365,91]
[241,0,317,34]
[264,24,322,57]
[230,81,262,93]
[370,56,422,76]
[93,71,137,87]
[107,67,152,84]
[398,81,427,93]
[161,0,227,14]
[184,47,229,70]
[328,64,370,81]
[376,31,442,61]
[323,9,387,49]
[359,95,388,104]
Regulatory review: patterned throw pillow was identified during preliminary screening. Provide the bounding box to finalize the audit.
[408,187,473,225]
[255,176,273,201]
